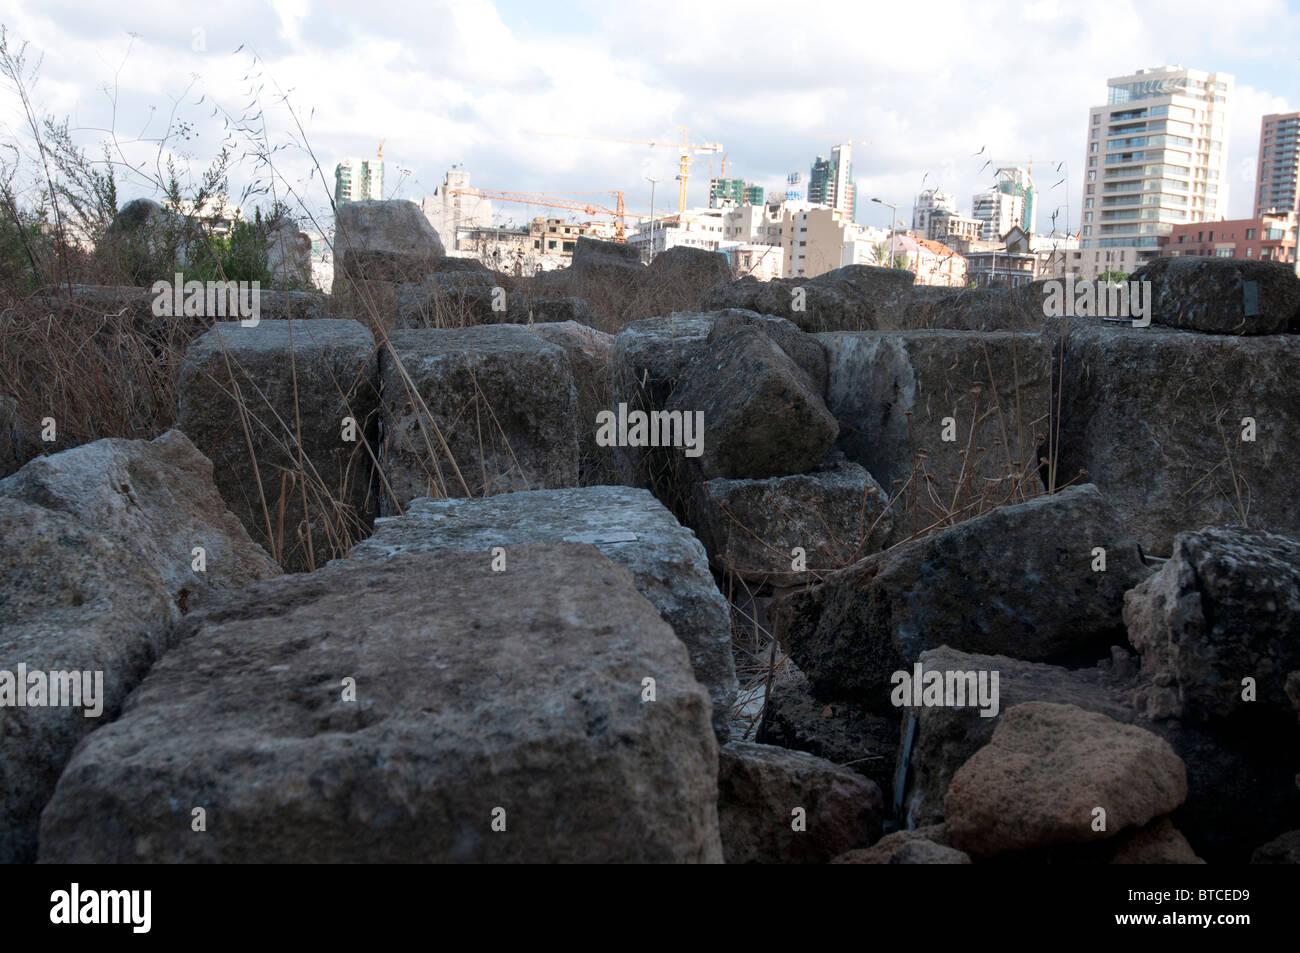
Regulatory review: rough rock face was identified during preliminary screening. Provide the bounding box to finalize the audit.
[1130,256,1300,335]
[665,324,838,479]
[905,285,1049,332]
[378,325,579,507]
[531,322,615,484]
[1124,526,1300,724]
[690,460,892,584]
[717,741,882,863]
[265,216,313,288]
[758,667,900,796]
[943,702,1187,857]
[38,544,724,863]
[649,246,732,290]
[567,236,647,293]
[773,485,1148,709]
[331,199,446,287]
[819,328,1050,535]
[393,276,593,329]
[1045,317,1300,552]
[830,824,969,864]
[702,265,915,333]
[0,430,280,615]
[613,311,825,425]
[345,485,737,740]
[0,498,176,864]
[894,646,1139,829]
[178,319,379,572]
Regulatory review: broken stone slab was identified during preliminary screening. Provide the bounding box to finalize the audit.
[772,484,1149,711]
[0,430,281,615]
[0,498,176,863]
[1129,256,1300,335]
[530,322,615,485]
[38,543,724,863]
[757,666,900,796]
[893,645,1139,829]
[665,323,838,479]
[819,328,1050,538]
[1045,316,1300,553]
[702,264,915,333]
[178,319,379,573]
[345,485,737,740]
[378,325,579,508]
[943,702,1187,857]
[689,459,892,584]
[717,741,883,863]
[829,824,970,864]
[1124,526,1300,724]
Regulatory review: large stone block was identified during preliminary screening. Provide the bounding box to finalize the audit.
[178,319,379,572]
[531,322,615,485]
[1124,526,1300,724]
[611,311,825,489]
[346,485,737,739]
[690,460,892,584]
[894,646,1138,829]
[772,485,1149,711]
[702,265,915,333]
[717,741,882,863]
[665,324,837,479]
[819,328,1050,538]
[1130,256,1300,335]
[38,543,723,863]
[378,325,579,507]
[0,430,280,614]
[0,498,175,863]
[331,199,446,288]
[1046,317,1300,552]
[943,702,1187,857]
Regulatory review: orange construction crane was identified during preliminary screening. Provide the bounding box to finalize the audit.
[524,127,722,215]
[448,188,629,242]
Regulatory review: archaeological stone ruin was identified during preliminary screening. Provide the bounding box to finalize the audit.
[3,199,1299,865]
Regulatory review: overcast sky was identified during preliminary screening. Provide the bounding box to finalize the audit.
[2,0,1298,237]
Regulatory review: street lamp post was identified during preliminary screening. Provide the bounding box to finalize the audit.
[645,176,664,264]
[872,197,898,269]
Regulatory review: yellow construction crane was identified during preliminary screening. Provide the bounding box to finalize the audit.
[448,188,629,242]
[524,127,722,215]
[377,139,386,160]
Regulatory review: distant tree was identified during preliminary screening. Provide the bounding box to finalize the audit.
[1097,269,1129,283]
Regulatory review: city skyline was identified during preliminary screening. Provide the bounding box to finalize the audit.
[1,1,1298,238]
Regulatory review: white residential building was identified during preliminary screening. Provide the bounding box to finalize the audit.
[421,169,493,249]
[912,188,958,235]
[1081,65,1232,265]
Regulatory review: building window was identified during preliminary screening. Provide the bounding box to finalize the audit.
[1246,228,1256,239]
[548,240,557,250]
